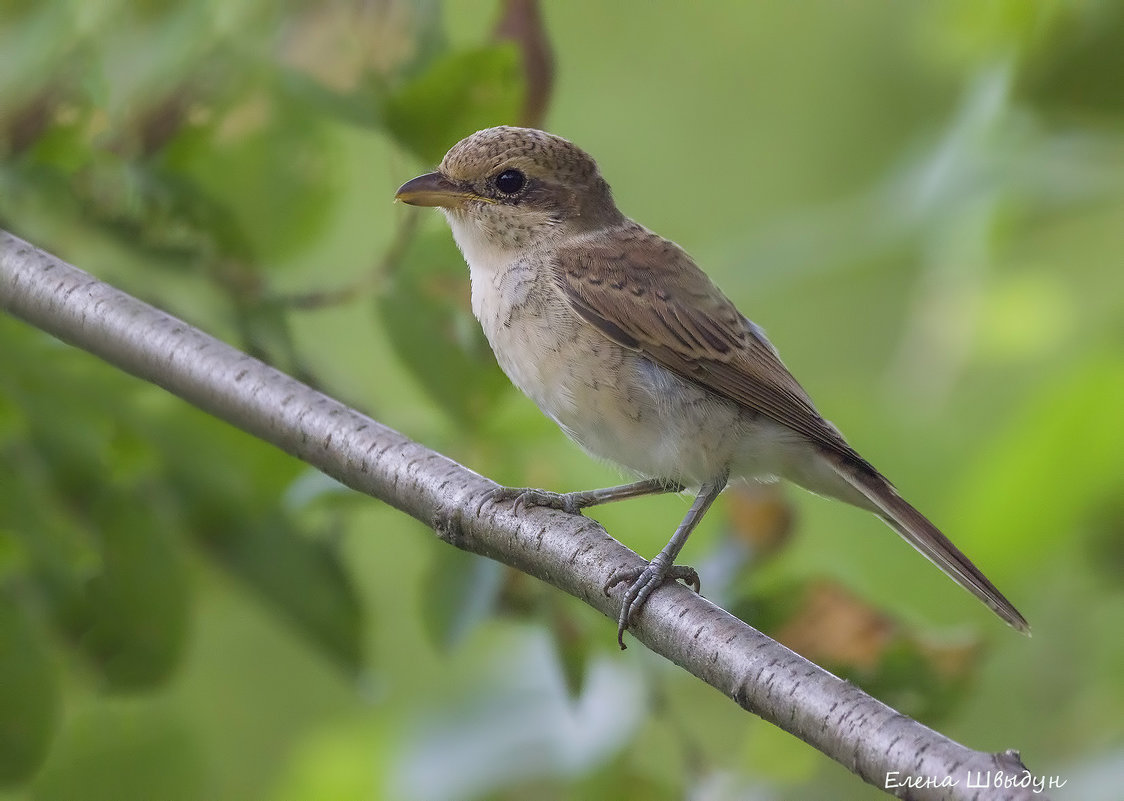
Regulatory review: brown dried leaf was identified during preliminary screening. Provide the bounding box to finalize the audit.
[724,483,794,557]
[773,580,895,671]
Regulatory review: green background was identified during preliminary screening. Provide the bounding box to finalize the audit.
[1,1,1122,799]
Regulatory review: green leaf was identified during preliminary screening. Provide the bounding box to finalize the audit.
[545,599,593,700]
[0,593,59,786]
[161,91,339,263]
[1018,3,1124,115]
[72,501,190,692]
[0,323,186,692]
[2,317,367,678]
[378,229,510,426]
[156,417,367,676]
[384,44,524,164]
[197,512,365,676]
[29,705,203,801]
[420,546,503,650]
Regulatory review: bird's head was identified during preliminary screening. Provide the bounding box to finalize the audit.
[395,126,624,253]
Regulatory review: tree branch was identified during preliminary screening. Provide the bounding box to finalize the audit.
[0,230,1048,800]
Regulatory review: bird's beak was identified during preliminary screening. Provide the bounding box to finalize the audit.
[394,172,489,208]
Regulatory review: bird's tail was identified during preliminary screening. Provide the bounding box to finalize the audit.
[829,455,1030,634]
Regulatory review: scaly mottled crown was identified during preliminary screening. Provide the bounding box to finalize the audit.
[439,126,602,186]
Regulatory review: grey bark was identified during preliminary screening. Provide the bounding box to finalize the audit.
[0,230,1048,800]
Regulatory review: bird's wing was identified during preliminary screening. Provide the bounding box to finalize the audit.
[552,224,866,466]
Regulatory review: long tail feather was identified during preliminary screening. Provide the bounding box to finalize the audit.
[831,458,1030,634]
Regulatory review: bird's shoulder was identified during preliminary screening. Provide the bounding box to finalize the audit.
[552,222,745,352]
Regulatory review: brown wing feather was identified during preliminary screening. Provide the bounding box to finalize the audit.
[554,224,868,467]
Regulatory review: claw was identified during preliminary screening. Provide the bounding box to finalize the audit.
[473,487,502,518]
[605,561,701,649]
[477,486,586,517]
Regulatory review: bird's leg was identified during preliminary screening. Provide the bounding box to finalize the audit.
[606,473,728,649]
[479,477,681,517]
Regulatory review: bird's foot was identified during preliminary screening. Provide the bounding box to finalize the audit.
[476,486,590,517]
[605,560,700,649]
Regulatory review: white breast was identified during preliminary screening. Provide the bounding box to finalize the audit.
[445,211,576,417]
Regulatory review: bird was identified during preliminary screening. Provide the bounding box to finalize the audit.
[395,125,1028,648]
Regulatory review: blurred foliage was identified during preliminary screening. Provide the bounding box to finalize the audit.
[379,229,510,424]
[1,1,1123,800]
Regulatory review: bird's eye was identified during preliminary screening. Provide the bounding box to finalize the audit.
[494,169,526,195]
